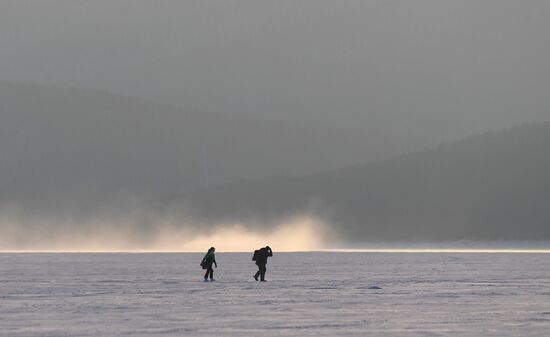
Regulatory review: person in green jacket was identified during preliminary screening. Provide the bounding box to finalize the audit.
[200,247,217,281]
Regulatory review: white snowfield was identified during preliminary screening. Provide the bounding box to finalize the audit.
[1,252,549,337]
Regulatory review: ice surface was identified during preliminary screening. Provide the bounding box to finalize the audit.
[1,252,549,336]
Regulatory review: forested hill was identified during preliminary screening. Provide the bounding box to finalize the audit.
[188,121,550,241]
[0,82,383,209]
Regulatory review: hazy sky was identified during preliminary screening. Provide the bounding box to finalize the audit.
[1,1,550,250]
[1,1,549,139]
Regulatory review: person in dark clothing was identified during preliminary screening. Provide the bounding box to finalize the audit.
[200,247,217,281]
[253,246,273,282]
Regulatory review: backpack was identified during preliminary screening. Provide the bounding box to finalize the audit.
[252,250,259,261]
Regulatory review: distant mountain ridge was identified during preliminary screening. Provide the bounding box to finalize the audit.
[187,121,550,241]
[0,82,387,212]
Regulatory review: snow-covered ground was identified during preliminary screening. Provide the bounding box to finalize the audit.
[1,252,549,336]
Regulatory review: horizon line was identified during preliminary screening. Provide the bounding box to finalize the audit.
[1,248,550,254]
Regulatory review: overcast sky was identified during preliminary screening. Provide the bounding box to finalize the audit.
[1,1,550,249]
[1,0,549,139]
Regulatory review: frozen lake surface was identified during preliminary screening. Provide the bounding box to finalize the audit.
[1,252,549,336]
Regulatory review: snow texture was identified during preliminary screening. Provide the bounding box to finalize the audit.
[1,252,549,336]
